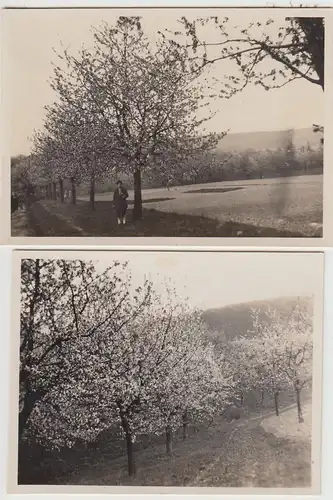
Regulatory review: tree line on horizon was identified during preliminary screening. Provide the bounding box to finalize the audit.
[11,136,323,202]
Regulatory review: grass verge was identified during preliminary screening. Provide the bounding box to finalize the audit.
[23,200,310,238]
[19,392,311,487]
[20,409,310,487]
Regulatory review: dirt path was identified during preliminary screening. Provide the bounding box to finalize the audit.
[25,201,84,236]
[52,403,311,488]
[11,208,34,236]
[193,416,311,488]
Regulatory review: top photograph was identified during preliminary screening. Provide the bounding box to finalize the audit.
[1,6,332,246]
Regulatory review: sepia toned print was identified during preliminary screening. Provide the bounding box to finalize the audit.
[2,7,332,246]
[8,250,323,494]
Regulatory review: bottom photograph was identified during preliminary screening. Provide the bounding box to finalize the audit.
[8,250,324,495]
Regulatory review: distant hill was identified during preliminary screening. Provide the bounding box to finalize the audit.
[217,128,323,153]
[202,296,313,348]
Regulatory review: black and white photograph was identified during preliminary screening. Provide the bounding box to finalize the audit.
[8,250,323,494]
[2,6,331,245]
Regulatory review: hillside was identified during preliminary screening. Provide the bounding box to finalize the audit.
[217,127,322,153]
[202,296,313,347]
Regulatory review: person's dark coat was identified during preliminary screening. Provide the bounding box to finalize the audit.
[113,186,129,217]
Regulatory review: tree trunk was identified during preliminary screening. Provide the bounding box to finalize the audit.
[18,390,42,441]
[297,18,324,90]
[182,412,189,440]
[18,400,32,440]
[296,386,304,423]
[274,391,279,416]
[90,175,95,211]
[125,430,136,477]
[70,177,76,205]
[260,390,265,407]
[165,425,172,455]
[132,169,142,221]
[48,183,52,199]
[117,402,136,477]
[19,260,42,441]
[240,392,244,407]
[59,178,64,203]
[52,182,57,200]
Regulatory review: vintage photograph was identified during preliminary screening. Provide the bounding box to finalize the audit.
[3,7,328,243]
[9,250,323,493]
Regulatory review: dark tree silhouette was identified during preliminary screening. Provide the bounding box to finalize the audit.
[167,16,324,95]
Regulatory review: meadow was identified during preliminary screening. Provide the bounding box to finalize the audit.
[13,174,323,238]
[84,174,323,235]
[20,390,312,487]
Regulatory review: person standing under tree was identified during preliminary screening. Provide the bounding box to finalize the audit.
[113,180,129,225]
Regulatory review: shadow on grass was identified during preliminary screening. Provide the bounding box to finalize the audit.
[128,197,175,204]
[185,187,244,194]
[24,200,312,238]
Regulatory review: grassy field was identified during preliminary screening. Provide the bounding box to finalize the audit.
[13,174,322,237]
[261,402,312,442]
[11,207,34,237]
[77,174,323,237]
[19,391,312,488]
[21,199,310,238]
[48,402,311,488]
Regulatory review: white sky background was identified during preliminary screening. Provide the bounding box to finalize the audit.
[69,251,323,310]
[3,7,324,156]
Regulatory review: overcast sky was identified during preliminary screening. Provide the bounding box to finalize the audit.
[98,251,323,309]
[22,251,324,310]
[3,8,324,156]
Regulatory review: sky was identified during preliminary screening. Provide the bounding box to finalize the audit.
[34,250,324,310]
[3,7,324,156]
